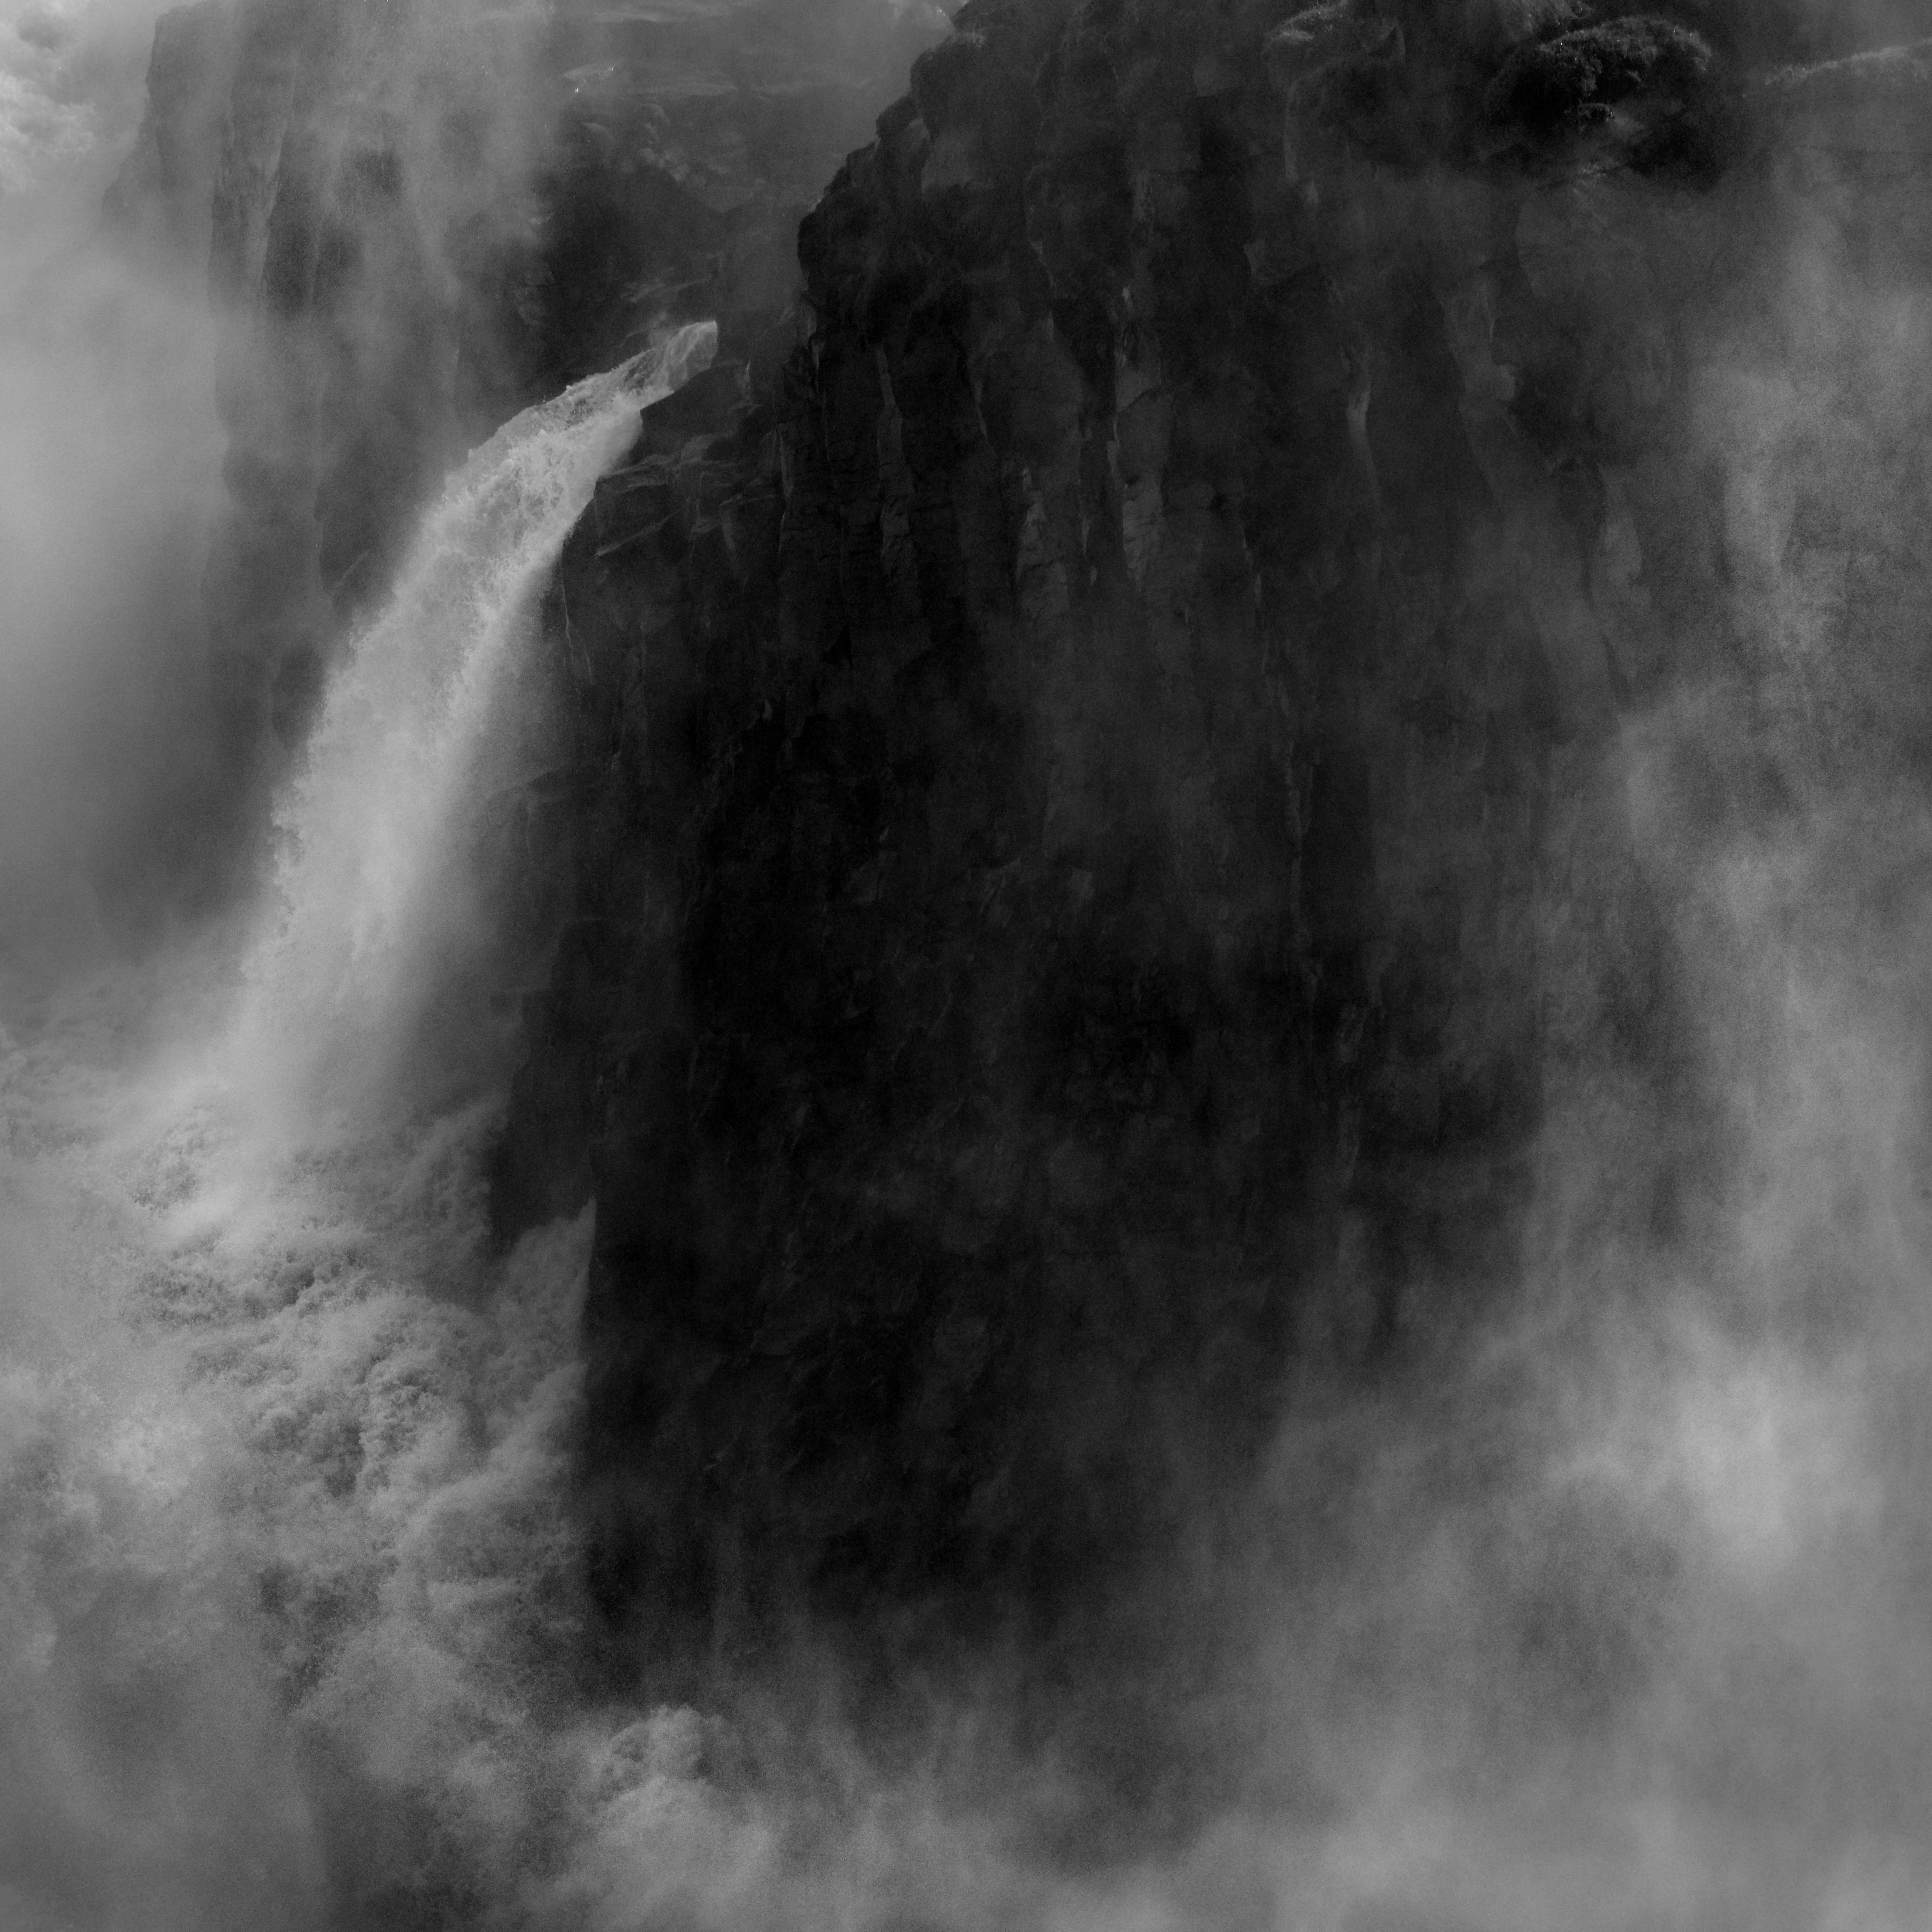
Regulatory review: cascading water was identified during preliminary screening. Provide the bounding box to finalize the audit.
[0,324,771,1932]
[233,320,718,1134]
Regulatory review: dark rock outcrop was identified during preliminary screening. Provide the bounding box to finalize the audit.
[486,2,1932,1811]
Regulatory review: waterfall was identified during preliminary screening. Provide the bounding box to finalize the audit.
[0,328,753,1930]
[231,320,718,1135]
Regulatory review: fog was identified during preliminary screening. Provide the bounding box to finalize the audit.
[3,1,1932,1928]
[0,0,221,1002]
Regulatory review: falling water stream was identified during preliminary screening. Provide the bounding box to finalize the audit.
[0,324,745,1932]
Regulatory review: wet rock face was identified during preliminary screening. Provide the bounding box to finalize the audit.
[496,1,1932,1752]
[496,0,1729,1682]
[1482,18,1732,177]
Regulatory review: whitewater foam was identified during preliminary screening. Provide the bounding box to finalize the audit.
[0,328,746,1930]
[231,320,717,1140]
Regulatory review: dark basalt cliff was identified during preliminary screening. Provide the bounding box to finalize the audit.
[486,0,1932,1758]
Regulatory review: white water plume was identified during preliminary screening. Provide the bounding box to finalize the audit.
[0,328,747,1930]
[9,21,1932,1932]
[232,318,718,1137]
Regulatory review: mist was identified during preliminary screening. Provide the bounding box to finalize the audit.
[3,1,1932,1929]
[0,0,221,1003]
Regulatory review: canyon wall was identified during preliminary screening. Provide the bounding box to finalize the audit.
[488,0,1932,1780]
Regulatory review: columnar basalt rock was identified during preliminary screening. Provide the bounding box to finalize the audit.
[490,5,1932,1762]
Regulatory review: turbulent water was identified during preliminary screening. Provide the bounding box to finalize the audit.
[0,324,784,1932]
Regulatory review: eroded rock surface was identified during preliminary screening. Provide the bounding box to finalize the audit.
[480,6,1932,1801]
